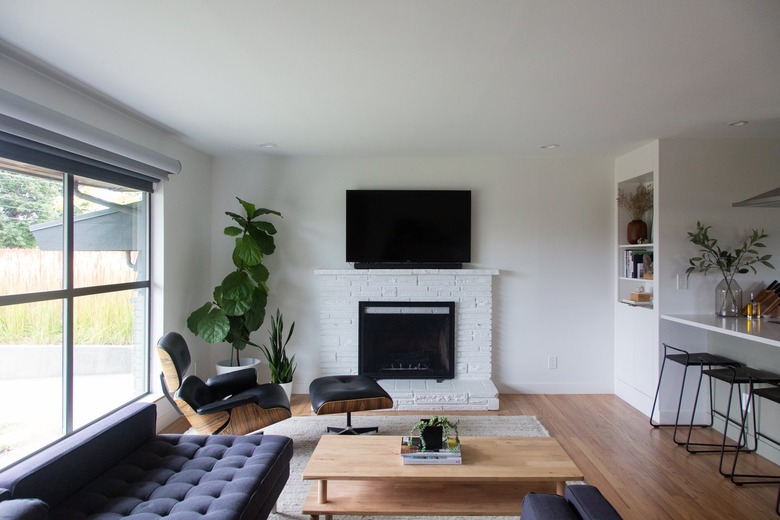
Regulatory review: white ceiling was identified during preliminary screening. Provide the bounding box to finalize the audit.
[1,0,779,158]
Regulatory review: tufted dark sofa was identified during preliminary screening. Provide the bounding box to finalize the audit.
[0,402,293,519]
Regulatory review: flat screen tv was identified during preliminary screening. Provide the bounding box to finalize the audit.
[346,189,471,268]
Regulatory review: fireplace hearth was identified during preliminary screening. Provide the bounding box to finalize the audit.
[359,301,455,381]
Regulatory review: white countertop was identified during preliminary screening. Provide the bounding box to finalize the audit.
[661,314,780,348]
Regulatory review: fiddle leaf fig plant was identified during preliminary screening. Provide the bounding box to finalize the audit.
[187,197,282,365]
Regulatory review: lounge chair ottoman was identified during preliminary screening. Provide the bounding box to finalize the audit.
[309,375,393,434]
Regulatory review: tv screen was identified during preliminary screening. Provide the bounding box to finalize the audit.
[346,190,471,268]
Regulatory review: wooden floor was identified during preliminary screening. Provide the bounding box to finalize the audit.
[164,394,780,519]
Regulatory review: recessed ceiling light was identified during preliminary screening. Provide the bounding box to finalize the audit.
[540,144,560,149]
[257,143,277,149]
[728,120,749,127]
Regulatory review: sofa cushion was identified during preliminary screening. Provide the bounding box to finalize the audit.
[565,485,622,520]
[0,498,49,519]
[521,492,580,520]
[49,433,292,520]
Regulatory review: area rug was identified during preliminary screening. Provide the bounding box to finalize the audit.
[260,414,550,520]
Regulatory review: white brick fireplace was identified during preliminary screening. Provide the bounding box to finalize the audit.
[314,268,499,410]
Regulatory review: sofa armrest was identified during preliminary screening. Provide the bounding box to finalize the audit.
[565,485,622,520]
[0,498,49,519]
[521,492,580,520]
[0,403,156,508]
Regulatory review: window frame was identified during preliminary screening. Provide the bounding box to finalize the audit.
[0,159,152,444]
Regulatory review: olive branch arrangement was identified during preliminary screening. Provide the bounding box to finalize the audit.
[685,221,774,315]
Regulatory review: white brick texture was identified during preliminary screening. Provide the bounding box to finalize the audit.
[315,269,499,410]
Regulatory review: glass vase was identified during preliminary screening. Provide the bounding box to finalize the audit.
[715,278,742,317]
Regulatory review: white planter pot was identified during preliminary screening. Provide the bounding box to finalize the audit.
[215,358,261,383]
[279,382,293,402]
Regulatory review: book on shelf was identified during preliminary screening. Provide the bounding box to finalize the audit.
[623,250,654,279]
[400,436,461,464]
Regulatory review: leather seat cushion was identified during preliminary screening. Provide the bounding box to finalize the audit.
[309,375,392,414]
[49,434,292,520]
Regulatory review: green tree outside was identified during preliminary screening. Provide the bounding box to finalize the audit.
[0,170,61,248]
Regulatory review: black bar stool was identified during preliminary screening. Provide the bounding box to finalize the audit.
[650,343,742,445]
[729,379,780,515]
[688,366,780,477]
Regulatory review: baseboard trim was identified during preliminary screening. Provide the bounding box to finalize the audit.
[496,381,615,394]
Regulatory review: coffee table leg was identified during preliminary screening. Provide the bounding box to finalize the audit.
[556,481,565,495]
[318,479,328,503]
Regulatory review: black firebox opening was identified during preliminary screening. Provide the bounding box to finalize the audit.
[358,301,455,380]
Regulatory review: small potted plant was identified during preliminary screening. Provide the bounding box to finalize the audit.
[410,416,459,451]
[259,309,296,400]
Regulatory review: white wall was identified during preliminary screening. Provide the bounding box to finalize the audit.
[658,139,780,314]
[211,154,615,395]
[0,53,213,428]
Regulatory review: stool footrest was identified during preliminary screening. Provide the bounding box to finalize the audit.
[309,375,393,436]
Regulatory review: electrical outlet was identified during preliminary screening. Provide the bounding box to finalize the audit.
[548,356,558,369]
[742,392,752,413]
[676,273,688,290]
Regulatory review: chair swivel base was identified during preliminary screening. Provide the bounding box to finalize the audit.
[326,412,379,435]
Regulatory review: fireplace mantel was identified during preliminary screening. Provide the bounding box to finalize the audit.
[314,268,499,410]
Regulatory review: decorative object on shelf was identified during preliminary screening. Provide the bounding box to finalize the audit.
[187,197,283,367]
[410,416,459,452]
[642,253,654,278]
[630,285,652,302]
[686,221,774,317]
[259,309,296,399]
[617,183,653,244]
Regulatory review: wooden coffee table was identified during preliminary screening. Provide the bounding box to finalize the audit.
[301,435,584,519]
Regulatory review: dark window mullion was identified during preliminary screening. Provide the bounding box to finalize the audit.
[0,281,150,307]
[62,175,75,434]
[142,195,151,393]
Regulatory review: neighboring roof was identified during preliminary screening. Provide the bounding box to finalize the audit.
[30,204,140,251]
